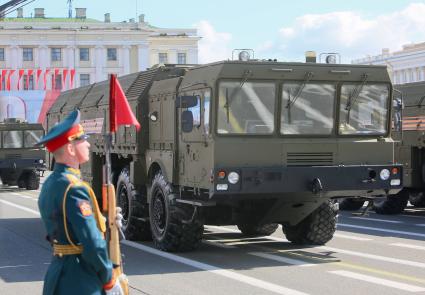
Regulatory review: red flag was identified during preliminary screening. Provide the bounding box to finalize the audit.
[36,69,42,90]
[43,68,50,90]
[27,69,34,90]
[62,69,69,89]
[0,69,7,90]
[70,69,76,88]
[109,74,140,133]
[7,70,15,90]
[53,68,60,90]
[18,69,25,90]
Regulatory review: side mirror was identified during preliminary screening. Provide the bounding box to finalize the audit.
[181,110,194,133]
[176,95,198,108]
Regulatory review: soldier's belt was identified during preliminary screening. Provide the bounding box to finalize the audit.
[53,244,83,257]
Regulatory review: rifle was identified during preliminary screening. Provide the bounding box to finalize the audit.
[103,132,129,295]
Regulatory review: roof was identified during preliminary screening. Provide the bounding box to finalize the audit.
[1,17,101,23]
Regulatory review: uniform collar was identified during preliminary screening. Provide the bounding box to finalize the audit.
[54,163,81,178]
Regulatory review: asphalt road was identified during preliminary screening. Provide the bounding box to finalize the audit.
[1,180,424,295]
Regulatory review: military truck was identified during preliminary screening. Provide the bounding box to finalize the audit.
[0,118,45,190]
[46,59,402,252]
[393,82,425,208]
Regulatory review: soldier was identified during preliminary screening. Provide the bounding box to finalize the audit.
[37,110,123,295]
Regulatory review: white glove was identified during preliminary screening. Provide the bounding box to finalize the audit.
[105,279,124,295]
[115,207,124,229]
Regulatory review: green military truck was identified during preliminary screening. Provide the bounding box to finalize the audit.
[0,118,45,190]
[46,59,402,252]
[392,81,425,208]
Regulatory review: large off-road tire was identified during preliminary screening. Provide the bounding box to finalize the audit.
[282,200,338,245]
[116,168,151,241]
[149,172,204,252]
[408,190,425,207]
[25,170,40,190]
[373,190,408,215]
[237,223,278,236]
[338,198,365,211]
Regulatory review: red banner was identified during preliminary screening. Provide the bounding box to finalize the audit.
[63,69,69,90]
[70,69,76,88]
[43,68,50,90]
[27,69,34,90]
[7,70,15,90]
[18,69,25,90]
[36,69,42,90]
[0,69,7,90]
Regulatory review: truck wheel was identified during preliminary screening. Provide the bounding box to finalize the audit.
[25,170,40,190]
[373,190,408,214]
[116,168,151,241]
[282,200,338,245]
[338,198,365,211]
[409,190,425,207]
[237,223,278,236]
[149,172,204,252]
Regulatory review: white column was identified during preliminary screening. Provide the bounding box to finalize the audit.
[421,67,425,81]
[121,45,131,75]
[66,46,76,69]
[94,45,105,82]
[188,48,198,64]
[38,45,50,69]
[137,43,149,71]
[168,49,177,64]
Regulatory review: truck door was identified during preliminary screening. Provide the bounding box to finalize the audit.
[178,89,212,187]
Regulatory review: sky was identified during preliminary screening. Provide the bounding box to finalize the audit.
[15,0,425,64]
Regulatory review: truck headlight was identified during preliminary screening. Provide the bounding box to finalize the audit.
[380,169,390,180]
[39,159,44,164]
[228,172,240,184]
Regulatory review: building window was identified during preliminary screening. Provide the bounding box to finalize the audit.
[79,48,90,61]
[23,75,34,90]
[80,74,90,86]
[177,53,186,64]
[158,53,168,64]
[0,48,4,61]
[51,48,62,61]
[107,48,117,61]
[23,48,33,61]
[52,74,62,90]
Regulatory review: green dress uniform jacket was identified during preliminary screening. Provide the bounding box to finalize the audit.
[38,163,113,295]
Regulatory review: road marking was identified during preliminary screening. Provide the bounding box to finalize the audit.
[0,264,33,269]
[205,225,241,234]
[390,243,425,251]
[10,192,32,199]
[329,270,425,293]
[319,246,425,269]
[416,224,425,227]
[338,223,425,238]
[122,240,309,295]
[333,233,372,241]
[249,252,316,267]
[0,199,40,216]
[348,216,403,224]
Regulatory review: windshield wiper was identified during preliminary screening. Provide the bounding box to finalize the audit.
[285,72,313,123]
[224,70,252,123]
[345,73,368,123]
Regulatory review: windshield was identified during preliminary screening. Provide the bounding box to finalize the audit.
[281,82,335,135]
[339,83,389,135]
[24,130,44,147]
[217,81,275,134]
[2,130,23,148]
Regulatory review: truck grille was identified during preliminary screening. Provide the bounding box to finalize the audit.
[287,152,333,166]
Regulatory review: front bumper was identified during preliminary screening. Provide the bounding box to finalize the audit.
[0,158,46,170]
[212,165,402,199]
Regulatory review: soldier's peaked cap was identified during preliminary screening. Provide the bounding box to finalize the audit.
[36,110,89,152]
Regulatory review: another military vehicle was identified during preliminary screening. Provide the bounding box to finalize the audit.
[393,82,425,208]
[46,58,402,252]
[0,118,45,190]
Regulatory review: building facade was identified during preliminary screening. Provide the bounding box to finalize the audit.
[352,42,425,85]
[0,7,199,90]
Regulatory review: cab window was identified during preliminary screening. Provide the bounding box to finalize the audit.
[3,130,23,148]
[187,95,201,128]
[24,130,44,147]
